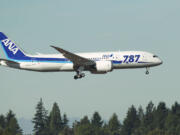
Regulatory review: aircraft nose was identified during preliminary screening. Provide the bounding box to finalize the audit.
[160,60,163,65]
[158,58,163,65]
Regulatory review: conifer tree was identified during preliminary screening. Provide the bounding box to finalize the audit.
[80,116,90,125]
[108,113,121,135]
[154,102,168,129]
[143,101,155,132]
[7,117,22,135]
[165,102,180,134]
[0,115,6,129]
[121,105,139,135]
[62,114,69,128]
[0,126,3,135]
[73,116,93,135]
[91,112,103,128]
[6,110,15,127]
[32,98,48,135]
[49,102,62,135]
[3,110,23,135]
[138,106,144,121]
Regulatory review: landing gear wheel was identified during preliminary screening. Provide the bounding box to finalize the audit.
[81,73,85,77]
[74,75,78,80]
[146,70,149,75]
[74,73,86,80]
[145,67,150,75]
[74,66,86,80]
[78,75,82,78]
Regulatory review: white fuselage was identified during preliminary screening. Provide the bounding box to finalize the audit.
[14,51,162,72]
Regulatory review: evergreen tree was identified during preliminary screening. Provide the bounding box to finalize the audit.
[62,114,69,128]
[73,116,93,135]
[32,98,48,135]
[108,113,121,135]
[154,102,168,129]
[133,106,145,135]
[1,110,23,135]
[0,126,3,135]
[2,129,11,135]
[165,102,180,134]
[172,102,180,116]
[6,110,22,135]
[146,128,166,135]
[90,112,104,135]
[101,124,111,135]
[165,112,177,134]
[74,123,93,135]
[0,115,6,129]
[59,126,73,135]
[91,112,103,128]
[138,106,144,122]
[121,105,140,135]
[143,101,155,132]
[6,110,15,127]
[80,116,90,125]
[49,102,62,135]
[7,117,22,135]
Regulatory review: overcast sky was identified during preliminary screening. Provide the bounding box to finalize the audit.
[0,0,179,121]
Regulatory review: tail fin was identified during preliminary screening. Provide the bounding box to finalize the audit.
[0,32,26,60]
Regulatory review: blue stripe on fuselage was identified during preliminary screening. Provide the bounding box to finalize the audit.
[13,57,124,64]
[14,59,126,64]
[112,60,122,64]
[10,56,72,63]
[13,58,150,64]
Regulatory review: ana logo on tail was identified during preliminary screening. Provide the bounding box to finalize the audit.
[2,39,19,55]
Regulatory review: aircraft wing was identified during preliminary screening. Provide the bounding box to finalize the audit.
[51,46,95,66]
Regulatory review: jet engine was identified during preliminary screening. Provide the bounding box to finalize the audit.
[91,61,113,74]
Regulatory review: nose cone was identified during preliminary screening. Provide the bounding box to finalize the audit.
[157,58,163,65]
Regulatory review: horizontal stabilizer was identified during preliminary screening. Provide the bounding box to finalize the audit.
[0,58,20,68]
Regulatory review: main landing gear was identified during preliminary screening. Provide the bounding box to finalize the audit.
[145,67,150,75]
[74,66,86,80]
[74,73,85,80]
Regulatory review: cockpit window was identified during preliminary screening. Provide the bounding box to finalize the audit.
[153,55,158,58]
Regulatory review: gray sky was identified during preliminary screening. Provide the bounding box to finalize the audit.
[0,0,179,121]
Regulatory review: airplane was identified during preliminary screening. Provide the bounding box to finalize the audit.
[0,32,163,79]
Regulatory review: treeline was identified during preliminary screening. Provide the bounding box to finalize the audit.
[32,99,180,135]
[0,110,22,135]
[1,100,180,135]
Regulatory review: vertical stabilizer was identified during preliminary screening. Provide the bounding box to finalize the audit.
[0,32,26,60]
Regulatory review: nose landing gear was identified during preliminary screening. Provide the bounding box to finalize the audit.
[145,67,150,75]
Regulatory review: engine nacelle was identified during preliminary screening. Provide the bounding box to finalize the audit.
[94,61,113,73]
